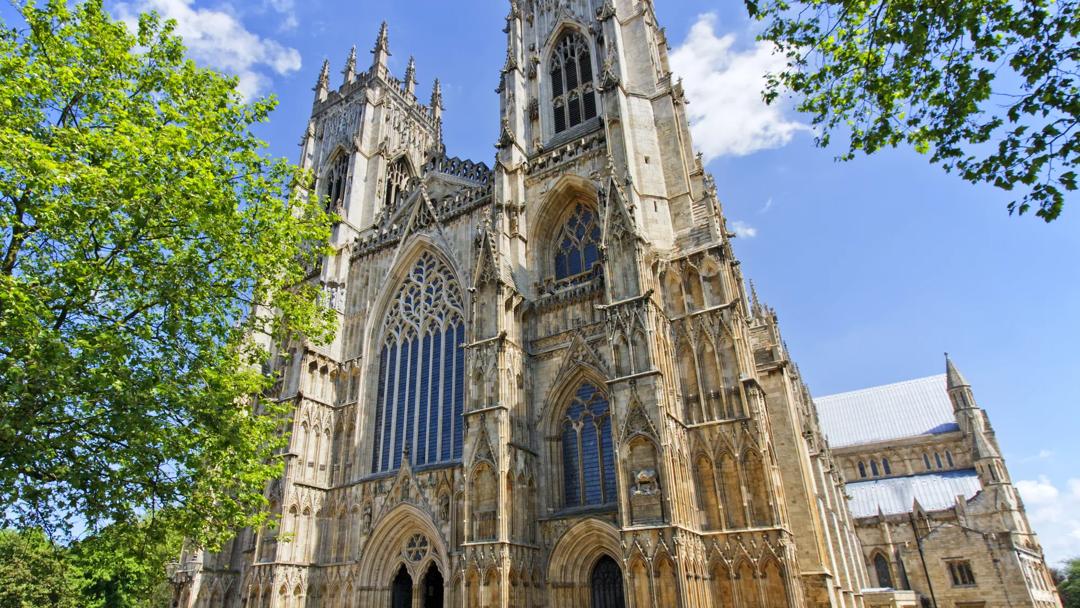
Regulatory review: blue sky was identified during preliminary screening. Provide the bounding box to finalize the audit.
[8,0,1078,563]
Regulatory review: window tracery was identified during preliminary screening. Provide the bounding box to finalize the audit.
[560,382,616,507]
[553,202,602,283]
[324,153,349,210]
[549,31,597,134]
[384,156,413,210]
[371,252,465,472]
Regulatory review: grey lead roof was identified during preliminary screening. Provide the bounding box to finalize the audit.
[845,469,982,517]
[813,374,959,448]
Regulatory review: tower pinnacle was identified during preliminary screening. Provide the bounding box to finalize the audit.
[314,58,330,102]
[342,45,357,85]
[404,56,417,96]
[371,21,391,78]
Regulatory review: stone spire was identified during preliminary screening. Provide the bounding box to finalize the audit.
[945,353,969,389]
[342,45,357,85]
[314,58,330,102]
[371,21,390,78]
[404,56,417,96]
[430,78,443,121]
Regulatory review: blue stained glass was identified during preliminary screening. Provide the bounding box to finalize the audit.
[582,417,602,505]
[371,253,465,474]
[381,344,399,471]
[392,339,411,470]
[372,346,388,471]
[568,251,582,275]
[453,324,465,460]
[584,243,599,268]
[560,382,615,507]
[417,333,431,465]
[562,421,580,507]
[555,254,567,278]
[439,326,453,461]
[428,331,442,461]
[600,414,616,502]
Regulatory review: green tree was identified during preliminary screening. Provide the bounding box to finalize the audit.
[746,0,1078,220]
[68,521,181,608]
[0,0,333,551]
[1059,557,1080,608]
[0,529,78,608]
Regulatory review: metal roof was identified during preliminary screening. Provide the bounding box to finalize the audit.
[845,469,982,517]
[813,374,959,448]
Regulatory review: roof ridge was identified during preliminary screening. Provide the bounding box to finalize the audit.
[814,373,947,402]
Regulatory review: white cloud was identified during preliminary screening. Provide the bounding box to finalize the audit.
[670,13,808,160]
[760,197,774,213]
[1016,476,1080,566]
[262,0,298,31]
[114,0,302,99]
[731,220,758,238]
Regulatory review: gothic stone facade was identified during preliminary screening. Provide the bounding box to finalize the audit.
[815,364,1062,608]
[174,2,1054,608]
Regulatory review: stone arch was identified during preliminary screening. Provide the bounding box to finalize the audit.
[548,518,623,607]
[653,552,679,607]
[711,559,735,607]
[470,462,497,541]
[742,448,772,527]
[626,435,663,524]
[735,559,761,608]
[628,556,650,608]
[361,239,468,474]
[717,450,745,529]
[529,175,600,278]
[356,503,448,596]
[871,551,894,588]
[693,452,721,530]
[540,365,612,510]
[538,21,601,140]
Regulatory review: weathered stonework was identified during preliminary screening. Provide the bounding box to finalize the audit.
[174,3,1058,608]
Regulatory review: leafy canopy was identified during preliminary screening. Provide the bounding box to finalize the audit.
[0,0,333,547]
[747,0,1078,220]
[1059,557,1080,608]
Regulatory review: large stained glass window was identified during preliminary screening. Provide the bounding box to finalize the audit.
[372,252,465,472]
[561,382,616,507]
[554,202,602,282]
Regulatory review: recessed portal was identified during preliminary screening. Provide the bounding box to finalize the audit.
[391,564,412,608]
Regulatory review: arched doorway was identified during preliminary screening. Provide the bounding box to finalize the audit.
[391,564,412,608]
[590,555,625,608]
[422,564,444,608]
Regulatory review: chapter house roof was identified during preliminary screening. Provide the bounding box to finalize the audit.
[814,374,959,448]
[845,469,982,518]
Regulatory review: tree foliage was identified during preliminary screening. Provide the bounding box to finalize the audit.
[1058,557,1080,608]
[0,0,333,548]
[0,529,78,608]
[747,0,1078,220]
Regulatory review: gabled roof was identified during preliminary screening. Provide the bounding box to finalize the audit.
[846,469,982,518]
[814,374,958,448]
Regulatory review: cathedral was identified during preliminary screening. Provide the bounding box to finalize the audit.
[174,1,1060,606]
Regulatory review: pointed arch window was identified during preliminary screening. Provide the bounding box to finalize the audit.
[324,153,349,210]
[371,252,465,472]
[384,156,413,210]
[554,202,602,283]
[550,31,597,134]
[874,554,894,588]
[560,382,616,507]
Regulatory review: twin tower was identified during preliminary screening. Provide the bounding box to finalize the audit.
[180,1,878,607]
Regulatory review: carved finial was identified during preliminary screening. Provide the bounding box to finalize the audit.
[404,56,417,95]
[371,21,390,75]
[749,280,763,317]
[314,58,330,102]
[342,45,357,84]
[373,21,390,55]
[430,78,443,120]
